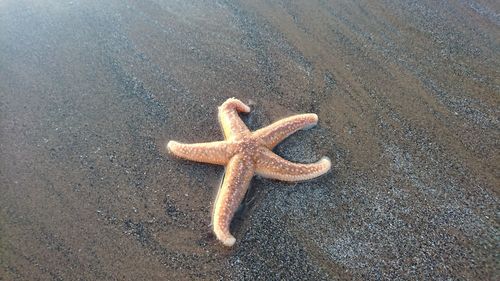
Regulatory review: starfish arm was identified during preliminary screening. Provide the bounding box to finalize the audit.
[212,153,254,246]
[253,114,318,149]
[218,98,251,139]
[255,147,331,182]
[167,140,234,165]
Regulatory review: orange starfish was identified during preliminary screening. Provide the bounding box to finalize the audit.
[167,98,331,246]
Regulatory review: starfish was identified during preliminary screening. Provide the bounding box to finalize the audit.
[167,98,331,246]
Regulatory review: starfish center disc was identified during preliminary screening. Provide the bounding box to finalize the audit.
[233,136,261,161]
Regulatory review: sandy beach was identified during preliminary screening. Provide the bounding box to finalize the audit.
[1,0,498,280]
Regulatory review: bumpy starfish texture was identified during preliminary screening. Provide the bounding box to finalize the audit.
[167,98,331,246]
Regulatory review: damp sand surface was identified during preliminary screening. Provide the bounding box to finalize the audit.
[0,0,498,280]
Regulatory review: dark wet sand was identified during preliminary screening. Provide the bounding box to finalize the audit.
[1,0,498,280]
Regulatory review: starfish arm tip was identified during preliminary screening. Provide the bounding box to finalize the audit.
[213,226,237,246]
[219,98,251,113]
[222,236,236,247]
[303,113,319,129]
[320,156,332,172]
[166,140,177,153]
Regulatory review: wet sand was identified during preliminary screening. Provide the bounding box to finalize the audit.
[1,0,498,280]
